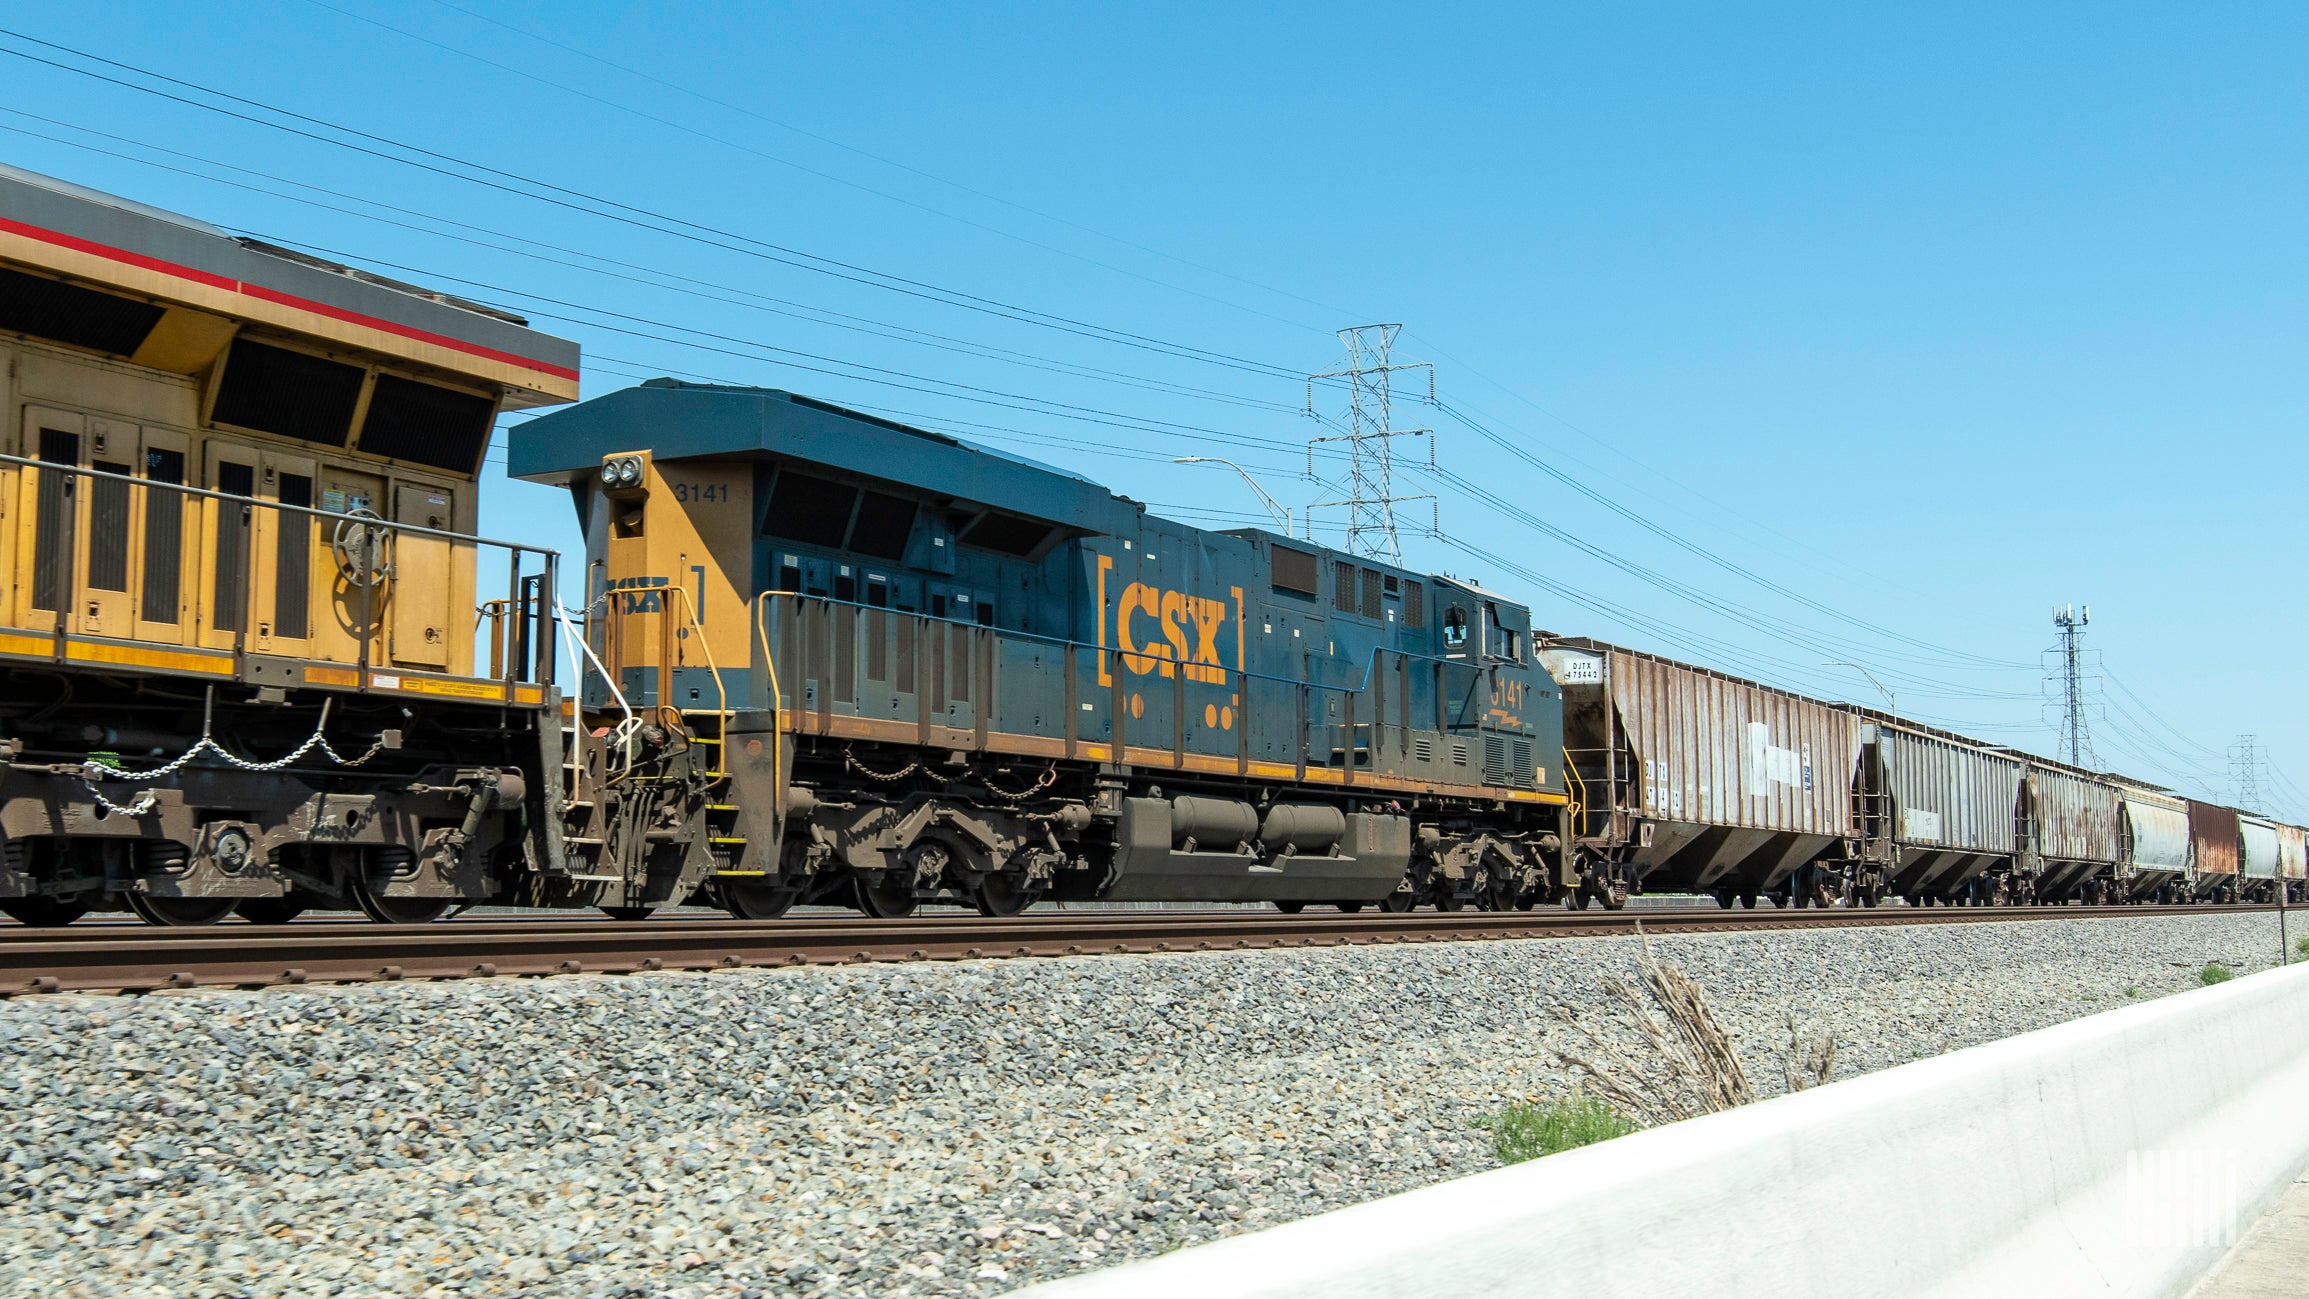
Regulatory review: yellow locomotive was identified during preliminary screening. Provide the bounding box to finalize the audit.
[0,163,634,924]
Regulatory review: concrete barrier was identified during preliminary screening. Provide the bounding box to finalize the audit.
[1018,963,2309,1299]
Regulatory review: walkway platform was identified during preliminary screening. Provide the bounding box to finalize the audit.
[2191,1171,2309,1299]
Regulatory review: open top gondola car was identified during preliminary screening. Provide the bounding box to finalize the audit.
[511,381,1574,916]
[0,164,586,925]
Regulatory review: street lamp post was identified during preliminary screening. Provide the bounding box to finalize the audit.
[1173,457,1295,536]
[1825,661,1896,715]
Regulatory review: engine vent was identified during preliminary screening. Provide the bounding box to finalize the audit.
[0,265,163,357]
[1450,739,1470,767]
[210,338,363,447]
[1413,737,1434,764]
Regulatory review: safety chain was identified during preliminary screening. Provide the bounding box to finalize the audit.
[844,750,924,783]
[978,764,1059,803]
[80,699,388,818]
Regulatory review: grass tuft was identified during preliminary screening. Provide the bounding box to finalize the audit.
[2296,936,2309,960]
[1478,1097,1637,1165]
[2200,962,2234,986]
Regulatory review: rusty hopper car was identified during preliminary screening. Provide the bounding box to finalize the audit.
[1535,638,1863,909]
[0,165,597,924]
[511,382,1574,916]
[2021,761,2124,903]
[2114,784,2191,902]
[2188,801,2242,902]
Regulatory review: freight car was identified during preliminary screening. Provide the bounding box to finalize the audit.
[509,381,1586,916]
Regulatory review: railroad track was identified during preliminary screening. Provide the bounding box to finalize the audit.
[0,903,2278,997]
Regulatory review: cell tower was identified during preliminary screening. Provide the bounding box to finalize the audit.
[2230,734,2265,812]
[2052,604,2096,767]
[1304,324,1436,563]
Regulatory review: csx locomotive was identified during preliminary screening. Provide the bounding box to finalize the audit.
[0,165,2293,925]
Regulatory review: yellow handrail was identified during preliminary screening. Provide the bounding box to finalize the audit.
[662,584,729,779]
[1561,746,1586,842]
[753,593,784,810]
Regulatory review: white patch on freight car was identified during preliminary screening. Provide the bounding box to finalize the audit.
[1904,808,1944,841]
[1746,722,1805,792]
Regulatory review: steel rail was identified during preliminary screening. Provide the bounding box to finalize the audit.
[0,904,2275,997]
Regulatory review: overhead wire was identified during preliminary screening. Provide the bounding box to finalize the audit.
[0,23,2217,754]
[0,26,1318,381]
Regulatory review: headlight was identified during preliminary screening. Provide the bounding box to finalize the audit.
[616,457,642,487]
[599,461,620,487]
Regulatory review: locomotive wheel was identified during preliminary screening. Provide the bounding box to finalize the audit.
[125,894,239,926]
[1435,892,1466,912]
[1273,900,1306,914]
[236,898,309,925]
[0,895,91,927]
[600,906,657,922]
[854,872,918,919]
[722,879,799,920]
[1377,889,1419,912]
[351,875,453,925]
[974,874,1039,918]
[1564,889,1591,912]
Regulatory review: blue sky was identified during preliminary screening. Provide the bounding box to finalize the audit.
[2,2,2301,814]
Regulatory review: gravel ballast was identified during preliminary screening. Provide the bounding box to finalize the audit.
[0,911,2294,1298]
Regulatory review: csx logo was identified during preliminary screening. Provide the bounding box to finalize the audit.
[1096,556,1241,687]
[1117,583,1229,682]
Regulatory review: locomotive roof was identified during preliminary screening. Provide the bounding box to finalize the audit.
[0,162,579,404]
[510,379,1144,534]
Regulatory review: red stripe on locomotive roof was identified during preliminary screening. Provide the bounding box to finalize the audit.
[0,215,581,384]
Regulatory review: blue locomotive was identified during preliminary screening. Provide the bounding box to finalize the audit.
[512,381,1583,918]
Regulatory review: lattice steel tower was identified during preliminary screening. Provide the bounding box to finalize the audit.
[1305,324,1435,563]
[2230,734,2265,812]
[2052,604,2096,767]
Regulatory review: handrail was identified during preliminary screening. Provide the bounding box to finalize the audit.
[1562,745,1587,839]
[753,593,784,808]
[0,451,555,556]
[6,448,558,686]
[746,587,1508,705]
[661,584,729,782]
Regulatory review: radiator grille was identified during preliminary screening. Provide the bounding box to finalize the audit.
[31,427,78,614]
[88,460,131,593]
[211,460,254,633]
[274,472,311,639]
[141,448,184,624]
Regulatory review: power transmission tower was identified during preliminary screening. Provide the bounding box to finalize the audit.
[2230,735,2265,812]
[2051,604,2097,767]
[1305,324,1436,563]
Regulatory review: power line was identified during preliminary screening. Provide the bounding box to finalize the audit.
[0,26,1318,381]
